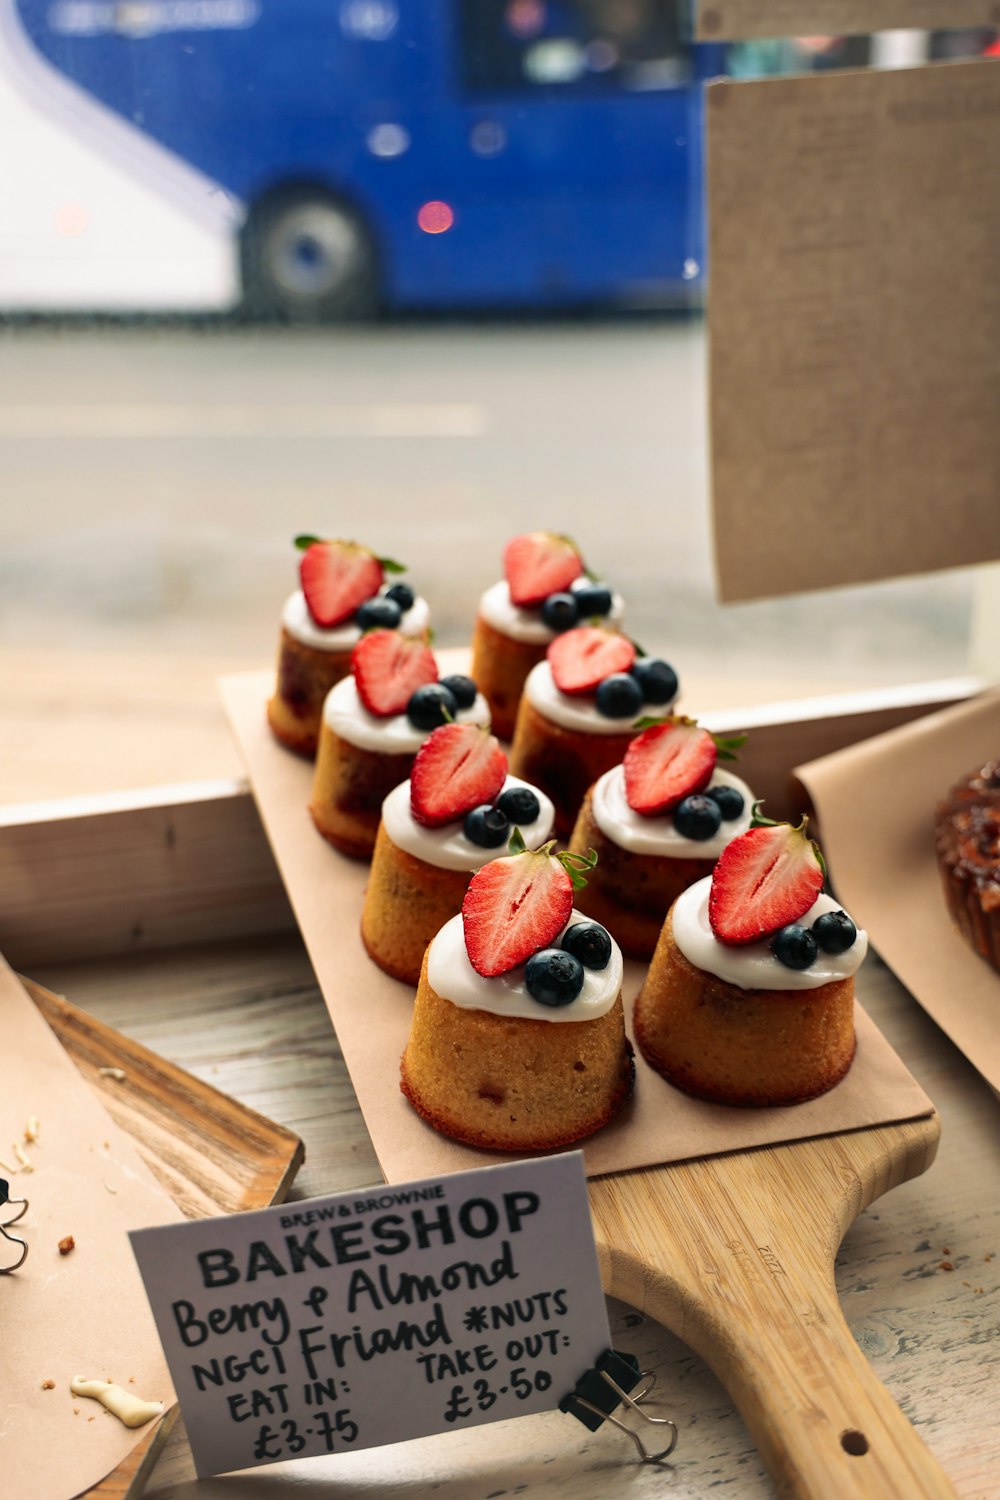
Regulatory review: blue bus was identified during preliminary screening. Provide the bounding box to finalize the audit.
[8,0,725,317]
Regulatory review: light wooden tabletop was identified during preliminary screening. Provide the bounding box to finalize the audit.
[34,928,1000,1500]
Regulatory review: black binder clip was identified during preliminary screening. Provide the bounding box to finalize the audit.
[0,1179,29,1274]
[559,1349,677,1464]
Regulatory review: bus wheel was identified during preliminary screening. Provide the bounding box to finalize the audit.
[240,192,378,321]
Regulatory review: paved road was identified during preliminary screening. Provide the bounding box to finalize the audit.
[0,317,973,691]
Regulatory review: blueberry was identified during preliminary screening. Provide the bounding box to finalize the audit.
[572,583,613,618]
[771,924,818,970]
[631,657,679,705]
[463,804,510,848]
[541,591,580,632]
[673,794,722,840]
[440,673,478,710]
[813,910,857,954]
[355,596,402,631]
[595,672,643,719]
[406,683,458,730]
[384,581,415,612]
[706,784,745,821]
[561,920,612,971]
[525,949,585,1007]
[497,785,541,824]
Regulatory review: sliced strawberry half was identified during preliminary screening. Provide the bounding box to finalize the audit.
[410,724,507,829]
[351,630,437,718]
[708,815,825,946]
[463,842,576,977]
[299,538,385,627]
[548,626,636,696]
[503,532,583,608]
[623,717,716,817]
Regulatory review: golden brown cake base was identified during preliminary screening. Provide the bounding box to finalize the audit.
[267,628,353,758]
[469,614,547,742]
[567,788,714,960]
[508,697,637,840]
[401,953,634,1151]
[361,825,473,984]
[310,722,417,859]
[934,759,1000,972]
[633,911,856,1107]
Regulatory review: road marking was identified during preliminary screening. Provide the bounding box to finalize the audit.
[0,403,487,437]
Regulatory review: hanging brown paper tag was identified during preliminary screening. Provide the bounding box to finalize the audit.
[707,60,1000,603]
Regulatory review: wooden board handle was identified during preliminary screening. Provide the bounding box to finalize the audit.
[591,1120,957,1499]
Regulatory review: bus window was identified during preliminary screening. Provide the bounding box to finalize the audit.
[457,0,692,96]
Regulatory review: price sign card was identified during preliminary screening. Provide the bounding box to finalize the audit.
[131,1153,610,1477]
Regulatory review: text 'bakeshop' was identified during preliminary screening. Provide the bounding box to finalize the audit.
[195,1192,541,1287]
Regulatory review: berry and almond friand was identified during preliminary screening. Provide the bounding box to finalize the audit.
[508,624,679,839]
[634,811,866,1106]
[935,756,1000,972]
[309,631,490,859]
[568,716,753,960]
[268,536,430,756]
[361,723,556,984]
[401,836,634,1151]
[469,532,624,740]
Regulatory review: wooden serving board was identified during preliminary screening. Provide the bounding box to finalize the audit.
[592,1116,954,1499]
[24,980,305,1500]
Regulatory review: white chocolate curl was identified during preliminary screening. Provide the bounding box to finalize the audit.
[70,1377,164,1428]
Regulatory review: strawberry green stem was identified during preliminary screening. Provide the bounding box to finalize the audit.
[557,846,598,891]
[748,803,828,880]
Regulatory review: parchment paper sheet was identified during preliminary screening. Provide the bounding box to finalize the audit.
[222,669,932,1184]
[796,688,1000,1093]
[0,958,178,1500]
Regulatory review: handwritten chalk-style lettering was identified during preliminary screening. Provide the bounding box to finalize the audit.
[504,1329,561,1360]
[415,1345,498,1383]
[486,1288,568,1326]
[302,1375,343,1406]
[299,1303,452,1378]
[191,1346,285,1391]
[347,1240,516,1313]
[171,1296,290,1349]
[227,1384,290,1422]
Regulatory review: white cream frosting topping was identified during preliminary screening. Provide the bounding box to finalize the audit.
[382,775,556,871]
[478,578,625,645]
[70,1378,164,1428]
[282,587,430,652]
[323,675,490,752]
[671,877,868,991]
[427,909,622,1022]
[592,765,754,857]
[524,660,663,736]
